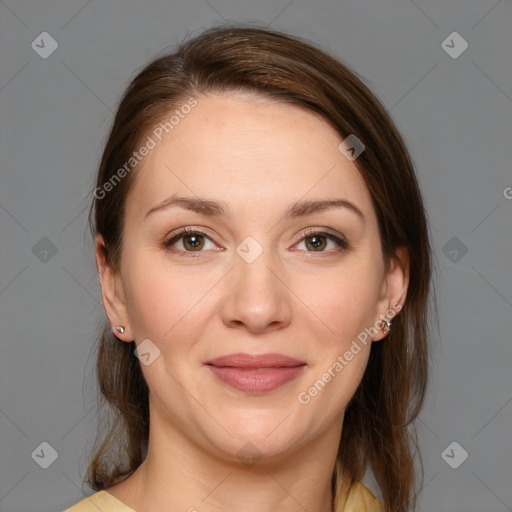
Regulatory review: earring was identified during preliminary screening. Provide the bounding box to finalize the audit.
[115,326,125,334]
[382,319,392,335]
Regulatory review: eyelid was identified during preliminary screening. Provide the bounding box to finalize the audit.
[295,227,347,244]
[165,225,217,242]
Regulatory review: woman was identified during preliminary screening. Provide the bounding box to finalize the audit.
[64,24,434,512]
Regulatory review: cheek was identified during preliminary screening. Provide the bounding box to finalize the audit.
[121,251,216,345]
[121,250,176,338]
[295,256,383,346]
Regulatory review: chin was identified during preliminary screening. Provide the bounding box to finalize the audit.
[221,417,304,456]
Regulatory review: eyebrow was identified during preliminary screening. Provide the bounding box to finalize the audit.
[144,194,366,226]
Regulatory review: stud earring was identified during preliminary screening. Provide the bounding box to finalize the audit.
[115,326,125,334]
[382,319,392,335]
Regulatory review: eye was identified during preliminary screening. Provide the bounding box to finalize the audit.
[293,229,348,253]
[162,227,218,255]
[162,227,349,257]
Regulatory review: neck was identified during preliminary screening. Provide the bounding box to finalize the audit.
[109,401,342,512]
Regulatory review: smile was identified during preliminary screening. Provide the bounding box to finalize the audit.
[204,352,307,394]
[206,365,306,393]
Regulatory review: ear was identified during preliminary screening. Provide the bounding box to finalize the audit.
[95,233,133,342]
[372,246,409,341]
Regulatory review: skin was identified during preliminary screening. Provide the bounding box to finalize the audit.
[95,92,409,512]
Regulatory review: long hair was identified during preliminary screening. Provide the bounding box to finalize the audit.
[86,24,436,512]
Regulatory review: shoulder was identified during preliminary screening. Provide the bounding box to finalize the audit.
[339,481,384,512]
[64,483,382,512]
[63,490,136,512]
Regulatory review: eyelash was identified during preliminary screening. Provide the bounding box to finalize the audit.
[161,227,349,257]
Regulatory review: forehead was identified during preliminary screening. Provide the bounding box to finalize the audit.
[125,93,376,225]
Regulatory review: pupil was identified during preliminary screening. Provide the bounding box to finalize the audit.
[308,235,325,250]
[185,235,203,250]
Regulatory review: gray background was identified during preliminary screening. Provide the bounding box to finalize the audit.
[0,1,511,511]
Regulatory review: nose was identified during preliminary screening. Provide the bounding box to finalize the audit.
[219,246,292,335]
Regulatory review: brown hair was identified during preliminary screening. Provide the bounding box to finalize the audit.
[86,23,436,512]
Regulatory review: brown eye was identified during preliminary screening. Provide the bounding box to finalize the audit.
[294,230,348,253]
[182,233,205,251]
[304,234,327,251]
[163,228,215,254]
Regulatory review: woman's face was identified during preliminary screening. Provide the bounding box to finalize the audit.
[97,93,408,466]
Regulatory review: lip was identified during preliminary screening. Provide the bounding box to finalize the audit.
[204,353,307,394]
[205,352,306,368]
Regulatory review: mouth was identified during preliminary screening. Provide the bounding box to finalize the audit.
[204,353,307,394]
[204,352,306,368]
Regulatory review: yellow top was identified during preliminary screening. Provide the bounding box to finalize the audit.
[63,481,383,511]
